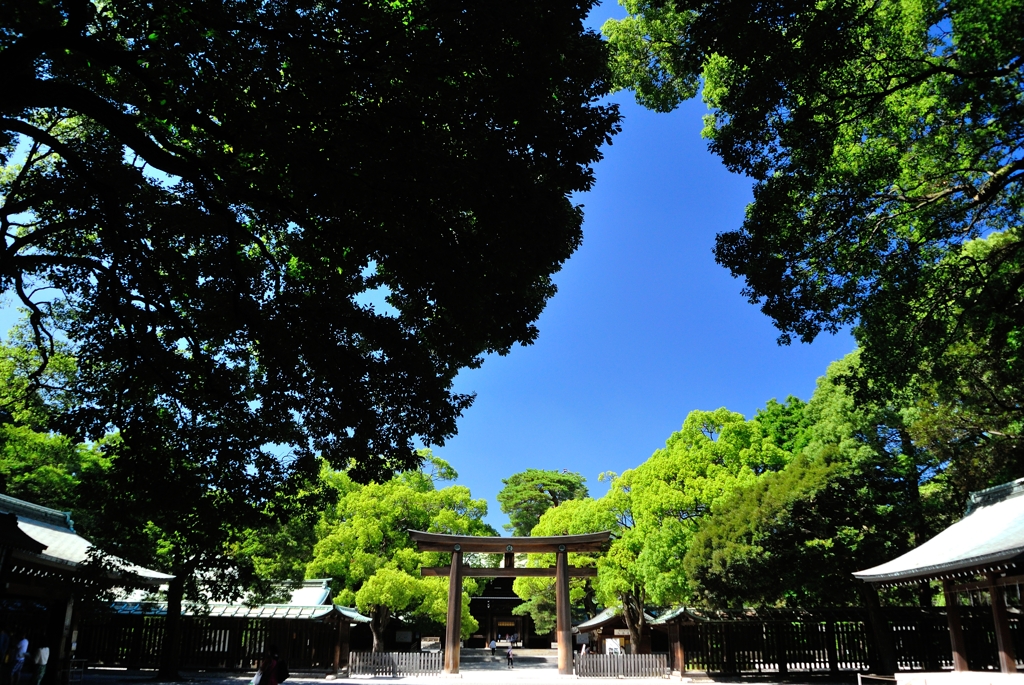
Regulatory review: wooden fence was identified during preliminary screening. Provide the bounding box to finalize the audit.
[76,614,342,671]
[576,653,669,678]
[348,651,442,676]
[676,607,1023,674]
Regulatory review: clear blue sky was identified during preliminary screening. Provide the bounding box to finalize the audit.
[432,2,856,531]
[0,2,855,533]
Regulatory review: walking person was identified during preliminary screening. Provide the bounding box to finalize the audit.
[31,643,47,685]
[259,646,280,685]
[9,634,27,685]
[506,645,514,669]
[489,639,496,656]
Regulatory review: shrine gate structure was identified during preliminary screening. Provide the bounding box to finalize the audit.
[410,530,612,675]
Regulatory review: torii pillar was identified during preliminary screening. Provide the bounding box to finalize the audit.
[411,530,611,675]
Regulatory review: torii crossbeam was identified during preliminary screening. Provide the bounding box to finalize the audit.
[410,530,612,675]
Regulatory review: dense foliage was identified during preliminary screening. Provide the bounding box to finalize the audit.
[512,349,1015,656]
[0,341,107,517]
[306,454,495,651]
[2,2,618,672]
[497,469,589,537]
[2,0,620,482]
[603,0,1024,448]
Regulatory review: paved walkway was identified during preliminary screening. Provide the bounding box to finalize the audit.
[80,668,856,685]
[81,670,670,685]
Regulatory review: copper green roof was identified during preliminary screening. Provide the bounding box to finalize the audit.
[110,601,370,622]
[0,494,172,584]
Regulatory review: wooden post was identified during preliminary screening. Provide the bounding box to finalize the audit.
[444,548,463,674]
[56,596,74,685]
[943,580,968,672]
[556,549,572,675]
[333,617,351,675]
[774,622,788,676]
[987,575,1017,673]
[825,620,839,675]
[668,623,685,674]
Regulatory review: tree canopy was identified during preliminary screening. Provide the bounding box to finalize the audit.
[497,468,589,536]
[2,0,621,481]
[513,408,797,650]
[306,454,495,651]
[603,0,1024,410]
[684,353,944,609]
[0,341,107,517]
[507,346,1018,660]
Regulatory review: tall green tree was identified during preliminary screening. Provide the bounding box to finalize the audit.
[497,469,589,536]
[682,354,949,674]
[684,354,944,611]
[1,0,620,481]
[602,0,1024,413]
[513,409,797,651]
[594,409,793,649]
[3,2,617,673]
[511,497,610,633]
[307,454,494,651]
[902,231,1024,501]
[0,341,108,516]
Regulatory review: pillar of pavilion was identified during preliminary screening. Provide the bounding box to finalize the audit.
[411,530,611,675]
[854,478,1024,675]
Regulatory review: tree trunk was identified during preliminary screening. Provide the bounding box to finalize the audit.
[620,591,647,654]
[370,606,391,653]
[159,575,185,678]
[582,579,599,618]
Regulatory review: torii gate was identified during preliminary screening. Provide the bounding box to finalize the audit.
[410,530,612,675]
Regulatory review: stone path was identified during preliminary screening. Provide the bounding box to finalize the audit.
[80,664,854,685]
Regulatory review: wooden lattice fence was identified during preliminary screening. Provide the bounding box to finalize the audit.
[575,653,669,678]
[675,607,1024,675]
[348,651,442,676]
[76,614,341,671]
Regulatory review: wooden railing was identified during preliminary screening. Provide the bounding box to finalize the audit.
[348,651,442,676]
[76,615,341,670]
[675,606,1022,674]
[575,653,669,678]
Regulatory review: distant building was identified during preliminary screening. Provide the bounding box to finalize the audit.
[466,577,545,648]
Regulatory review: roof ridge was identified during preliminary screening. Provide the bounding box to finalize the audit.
[966,477,1024,515]
[0,494,75,531]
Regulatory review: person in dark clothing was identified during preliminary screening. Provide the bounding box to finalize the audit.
[260,646,279,685]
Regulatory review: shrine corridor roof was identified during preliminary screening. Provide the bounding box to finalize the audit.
[854,478,1024,584]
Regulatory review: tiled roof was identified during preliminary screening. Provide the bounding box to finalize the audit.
[110,601,370,622]
[0,495,172,583]
[575,607,656,633]
[288,579,332,606]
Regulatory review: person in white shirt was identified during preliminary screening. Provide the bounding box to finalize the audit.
[33,644,49,685]
[10,634,28,685]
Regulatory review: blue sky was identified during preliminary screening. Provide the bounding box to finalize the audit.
[430,23,856,530]
[0,2,855,533]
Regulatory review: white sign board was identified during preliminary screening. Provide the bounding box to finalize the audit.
[605,638,622,654]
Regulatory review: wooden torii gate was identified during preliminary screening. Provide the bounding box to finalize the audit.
[410,530,612,675]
